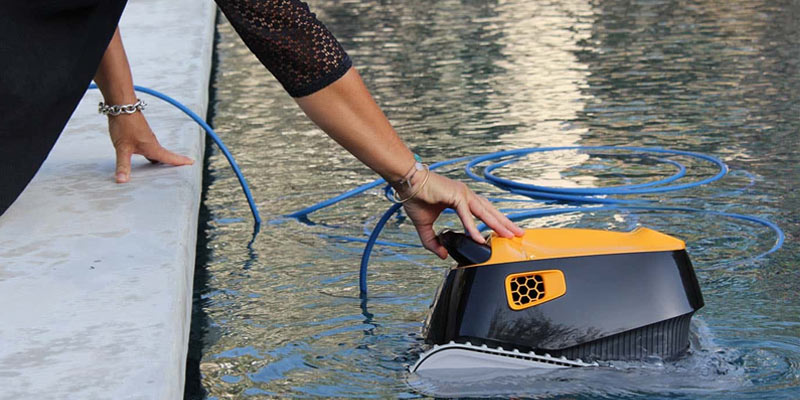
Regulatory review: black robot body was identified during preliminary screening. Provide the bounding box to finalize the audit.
[423,228,704,362]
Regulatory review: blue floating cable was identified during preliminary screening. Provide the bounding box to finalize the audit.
[466,146,727,196]
[360,203,403,297]
[286,146,782,298]
[88,83,781,299]
[106,86,779,296]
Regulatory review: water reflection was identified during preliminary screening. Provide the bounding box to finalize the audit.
[189,0,799,398]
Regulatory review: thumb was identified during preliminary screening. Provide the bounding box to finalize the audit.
[414,223,448,259]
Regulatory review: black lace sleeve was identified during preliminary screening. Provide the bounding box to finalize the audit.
[215,0,352,97]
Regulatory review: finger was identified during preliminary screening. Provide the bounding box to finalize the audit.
[489,201,525,236]
[473,203,504,235]
[115,146,133,183]
[414,223,448,259]
[502,212,525,236]
[138,143,194,166]
[454,201,485,244]
[470,196,514,238]
[475,196,525,238]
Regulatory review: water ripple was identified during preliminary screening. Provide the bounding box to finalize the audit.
[190,0,800,397]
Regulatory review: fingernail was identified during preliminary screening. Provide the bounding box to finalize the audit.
[117,173,127,182]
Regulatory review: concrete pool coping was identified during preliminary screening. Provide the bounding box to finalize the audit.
[0,0,215,398]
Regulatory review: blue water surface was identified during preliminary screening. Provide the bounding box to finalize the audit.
[186,0,800,398]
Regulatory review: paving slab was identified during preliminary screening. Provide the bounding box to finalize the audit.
[0,0,216,398]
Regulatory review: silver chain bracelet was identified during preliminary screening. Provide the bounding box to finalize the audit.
[98,99,147,116]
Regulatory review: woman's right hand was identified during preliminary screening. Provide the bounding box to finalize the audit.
[107,112,193,183]
[398,170,524,259]
[93,26,193,183]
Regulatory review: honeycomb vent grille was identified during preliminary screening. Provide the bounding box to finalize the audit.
[505,270,566,310]
[509,274,545,307]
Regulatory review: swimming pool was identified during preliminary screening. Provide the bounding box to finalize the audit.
[186,0,800,397]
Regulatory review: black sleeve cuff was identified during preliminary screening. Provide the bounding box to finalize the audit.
[286,54,352,98]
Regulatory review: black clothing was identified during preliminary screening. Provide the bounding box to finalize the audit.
[217,0,352,97]
[0,0,352,216]
[0,1,129,215]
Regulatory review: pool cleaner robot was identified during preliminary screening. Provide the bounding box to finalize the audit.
[411,227,704,372]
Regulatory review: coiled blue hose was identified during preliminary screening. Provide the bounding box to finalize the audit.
[88,83,261,229]
[467,146,727,196]
[87,84,783,299]
[288,146,783,297]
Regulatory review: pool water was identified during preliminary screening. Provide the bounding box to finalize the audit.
[186,0,800,398]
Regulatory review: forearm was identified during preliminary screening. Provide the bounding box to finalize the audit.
[93,27,137,105]
[217,0,414,180]
[294,67,416,184]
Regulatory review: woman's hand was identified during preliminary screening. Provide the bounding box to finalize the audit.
[398,171,524,259]
[93,26,193,183]
[107,113,193,183]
